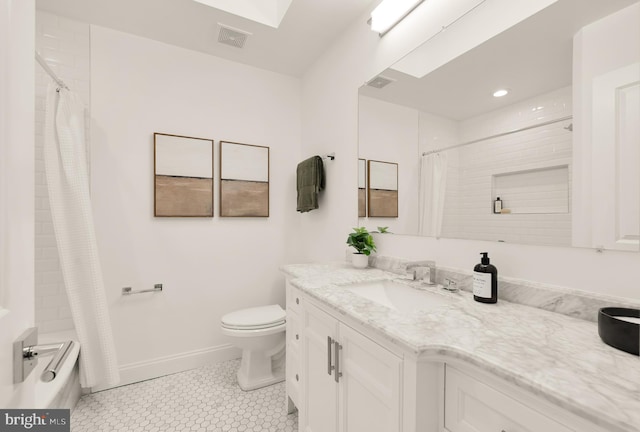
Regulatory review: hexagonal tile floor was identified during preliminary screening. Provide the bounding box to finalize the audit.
[71,359,297,431]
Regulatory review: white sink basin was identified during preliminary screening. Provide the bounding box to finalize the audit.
[346,280,452,313]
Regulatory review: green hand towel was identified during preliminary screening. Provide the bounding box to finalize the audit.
[297,156,325,212]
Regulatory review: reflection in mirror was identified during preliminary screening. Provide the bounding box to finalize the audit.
[358,159,367,217]
[368,160,399,218]
[358,0,639,250]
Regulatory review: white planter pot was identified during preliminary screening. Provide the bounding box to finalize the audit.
[352,253,369,269]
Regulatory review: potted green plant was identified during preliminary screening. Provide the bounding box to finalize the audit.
[346,227,376,268]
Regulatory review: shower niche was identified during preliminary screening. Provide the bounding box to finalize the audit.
[492,165,570,215]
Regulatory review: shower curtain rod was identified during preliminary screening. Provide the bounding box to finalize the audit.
[422,115,573,156]
[35,51,69,90]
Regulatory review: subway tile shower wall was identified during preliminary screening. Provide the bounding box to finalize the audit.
[35,11,91,333]
[439,86,573,246]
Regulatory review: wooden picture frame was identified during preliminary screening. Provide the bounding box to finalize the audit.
[358,158,367,217]
[367,160,398,218]
[219,141,270,217]
[154,133,214,217]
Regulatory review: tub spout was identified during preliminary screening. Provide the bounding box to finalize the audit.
[24,340,74,382]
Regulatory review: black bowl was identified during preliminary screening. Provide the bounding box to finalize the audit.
[598,307,639,356]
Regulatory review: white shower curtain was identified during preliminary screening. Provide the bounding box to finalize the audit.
[44,84,119,388]
[418,153,448,237]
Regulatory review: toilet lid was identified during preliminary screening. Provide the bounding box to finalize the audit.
[221,305,286,329]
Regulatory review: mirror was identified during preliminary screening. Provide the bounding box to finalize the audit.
[358,0,639,249]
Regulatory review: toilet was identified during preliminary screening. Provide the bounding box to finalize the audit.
[221,304,286,391]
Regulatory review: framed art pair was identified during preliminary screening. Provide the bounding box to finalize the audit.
[154,133,269,218]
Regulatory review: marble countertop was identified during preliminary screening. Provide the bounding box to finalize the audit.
[282,262,640,432]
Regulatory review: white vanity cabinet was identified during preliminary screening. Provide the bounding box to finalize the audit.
[287,282,402,432]
[285,277,612,432]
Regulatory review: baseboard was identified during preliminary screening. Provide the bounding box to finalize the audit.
[91,343,241,392]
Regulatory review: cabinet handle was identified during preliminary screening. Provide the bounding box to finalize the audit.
[296,297,300,305]
[296,334,299,340]
[334,341,343,383]
[296,374,299,382]
[327,336,335,375]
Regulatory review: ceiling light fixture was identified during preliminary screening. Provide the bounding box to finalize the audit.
[493,89,509,98]
[370,0,426,37]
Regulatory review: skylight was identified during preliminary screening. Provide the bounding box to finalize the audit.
[193,0,294,28]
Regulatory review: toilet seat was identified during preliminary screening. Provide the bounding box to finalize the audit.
[221,305,286,331]
[221,321,286,338]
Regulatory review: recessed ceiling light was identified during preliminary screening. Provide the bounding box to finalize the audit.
[493,89,509,98]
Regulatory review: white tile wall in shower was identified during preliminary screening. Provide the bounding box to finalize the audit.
[34,11,91,333]
[458,86,573,143]
[493,165,570,214]
[439,86,573,246]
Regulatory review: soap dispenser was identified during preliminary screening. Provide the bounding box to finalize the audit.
[473,252,498,303]
[493,197,503,214]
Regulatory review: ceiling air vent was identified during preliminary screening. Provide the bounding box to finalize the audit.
[366,75,395,89]
[217,23,252,49]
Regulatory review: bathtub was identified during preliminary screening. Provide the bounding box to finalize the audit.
[34,330,82,409]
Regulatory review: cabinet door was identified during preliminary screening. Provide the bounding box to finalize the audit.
[302,301,339,432]
[338,323,402,432]
[444,366,574,432]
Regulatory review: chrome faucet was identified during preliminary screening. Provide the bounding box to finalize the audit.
[443,278,459,292]
[406,261,437,285]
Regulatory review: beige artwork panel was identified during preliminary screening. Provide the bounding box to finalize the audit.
[220,180,269,217]
[155,176,213,217]
[368,190,398,217]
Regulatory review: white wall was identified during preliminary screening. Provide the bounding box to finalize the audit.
[34,11,91,334]
[90,26,301,386]
[299,0,640,301]
[358,95,420,234]
[0,0,36,408]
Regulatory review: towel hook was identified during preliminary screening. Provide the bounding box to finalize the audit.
[323,153,335,161]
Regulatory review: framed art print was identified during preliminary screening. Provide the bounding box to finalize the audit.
[220,141,270,217]
[154,133,214,217]
[358,158,367,217]
[368,160,398,218]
